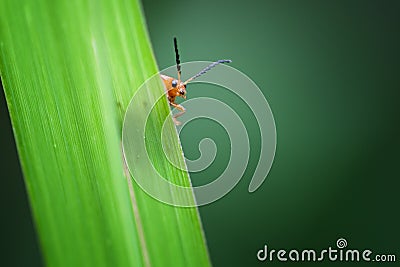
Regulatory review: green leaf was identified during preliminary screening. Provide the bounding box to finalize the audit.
[0,0,210,266]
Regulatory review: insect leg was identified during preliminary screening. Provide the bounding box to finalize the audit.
[169,102,186,125]
[169,102,185,112]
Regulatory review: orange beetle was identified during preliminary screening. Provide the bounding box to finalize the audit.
[161,37,231,124]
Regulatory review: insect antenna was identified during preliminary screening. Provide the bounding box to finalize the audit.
[173,37,181,83]
[184,59,232,85]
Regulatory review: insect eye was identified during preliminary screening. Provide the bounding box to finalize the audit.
[171,80,178,87]
[179,90,185,95]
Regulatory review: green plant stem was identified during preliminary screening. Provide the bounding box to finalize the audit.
[0,0,210,266]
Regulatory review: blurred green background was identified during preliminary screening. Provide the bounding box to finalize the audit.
[1,0,399,266]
